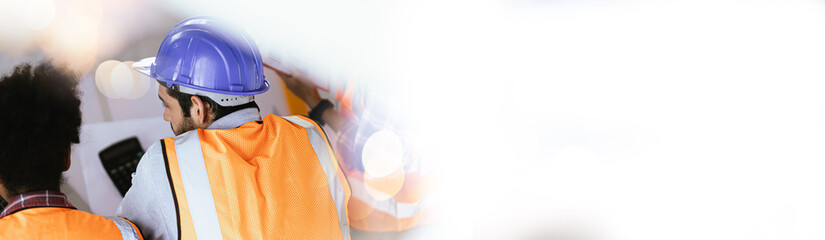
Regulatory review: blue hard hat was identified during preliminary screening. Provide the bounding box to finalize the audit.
[133,16,269,102]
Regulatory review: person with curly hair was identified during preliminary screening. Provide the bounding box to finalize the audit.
[0,61,144,240]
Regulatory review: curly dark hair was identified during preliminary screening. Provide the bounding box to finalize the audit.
[0,61,81,196]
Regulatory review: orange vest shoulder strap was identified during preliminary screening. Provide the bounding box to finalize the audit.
[281,115,353,239]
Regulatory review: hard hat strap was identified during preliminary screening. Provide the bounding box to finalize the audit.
[176,85,255,107]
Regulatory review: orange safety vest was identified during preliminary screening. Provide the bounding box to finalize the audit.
[0,207,143,240]
[161,115,351,240]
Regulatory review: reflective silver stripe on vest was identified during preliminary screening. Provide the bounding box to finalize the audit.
[106,216,142,240]
[284,116,350,240]
[174,131,224,239]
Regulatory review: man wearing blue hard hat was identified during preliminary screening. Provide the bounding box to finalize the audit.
[117,16,351,240]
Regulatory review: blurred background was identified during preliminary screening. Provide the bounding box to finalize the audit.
[4,0,825,239]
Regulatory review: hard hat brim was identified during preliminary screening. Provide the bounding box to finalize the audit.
[130,56,270,97]
[131,57,155,78]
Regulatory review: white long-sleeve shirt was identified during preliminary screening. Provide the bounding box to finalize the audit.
[116,108,262,240]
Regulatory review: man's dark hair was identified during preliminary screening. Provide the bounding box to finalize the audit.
[165,85,259,121]
[0,62,81,195]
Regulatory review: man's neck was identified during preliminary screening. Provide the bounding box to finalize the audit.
[207,108,263,130]
[0,185,9,203]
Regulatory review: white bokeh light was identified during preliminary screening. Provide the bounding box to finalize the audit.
[361,130,404,179]
[95,60,152,99]
[110,62,134,98]
[95,60,120,98]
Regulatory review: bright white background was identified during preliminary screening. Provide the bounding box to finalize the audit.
[411,0,825,239]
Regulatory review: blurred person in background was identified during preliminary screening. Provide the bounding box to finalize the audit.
[116,16,351,240]
[0,62,143,240]
[277,69,435,234]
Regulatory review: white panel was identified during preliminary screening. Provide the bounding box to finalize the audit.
[75,117,173,215]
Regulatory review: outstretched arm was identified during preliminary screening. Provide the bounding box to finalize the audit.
[276,70,349,132]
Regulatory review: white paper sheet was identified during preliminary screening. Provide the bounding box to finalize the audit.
[68,117,172,215]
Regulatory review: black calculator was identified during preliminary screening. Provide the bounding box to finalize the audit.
[99,137,145,196]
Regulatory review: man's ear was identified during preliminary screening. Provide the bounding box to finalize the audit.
[63,148,71,172]
[189,95,208,125]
